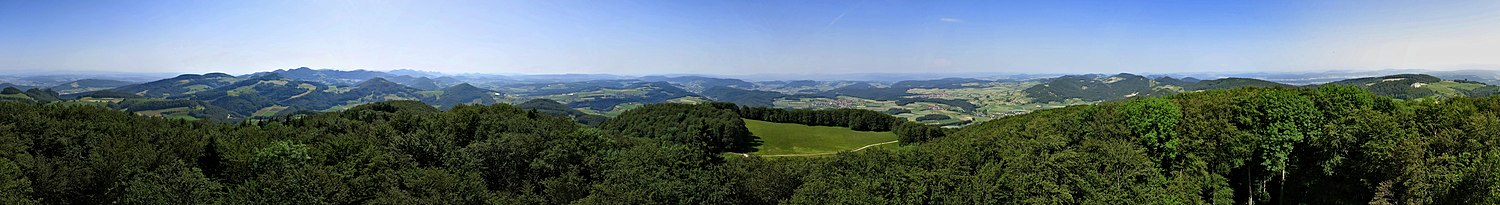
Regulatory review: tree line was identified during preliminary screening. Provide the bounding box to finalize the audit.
[724,103,947,143]
[0,100,822,204]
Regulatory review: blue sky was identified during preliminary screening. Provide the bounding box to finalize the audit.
[3,0,1500,75]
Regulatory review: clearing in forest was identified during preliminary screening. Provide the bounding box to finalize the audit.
[744,119,898,156]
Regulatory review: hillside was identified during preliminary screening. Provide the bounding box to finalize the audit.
[74,73,499,120]
[559,82,700,111]
[1023,73,1162,103]
[639,75,755,93]
[254,67,393,85]
[1025,74,1295,103]
[107,73,238,98]
[388,76,442,90]
[256,67,449,89]
[516,99,608,126]
[430,83,503,109]
[342,78,425,102]
[0,87,60,103]
[700,86,787,107]
[48,79,136,94]
[889,77,991,89]
[0,83,37,90]
[1325,74,1493,99]
[181,73,340,117]
[1181,77,1293,90]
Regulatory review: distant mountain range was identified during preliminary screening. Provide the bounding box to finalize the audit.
[6,67,1500,124]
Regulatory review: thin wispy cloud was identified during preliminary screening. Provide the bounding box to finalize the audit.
[939,18,962,23]
[828,10,850,27]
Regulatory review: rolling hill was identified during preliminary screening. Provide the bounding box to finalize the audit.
[517,99,608,126]
[560,82,701,111]
[700,86,787,107]
[254,67,456,90]
[108,73,239,98]
[1324,74,1493,99]
[430,83,503,109]
[49,79,136,95]
[639,75,755,93]
[1024,73,1294,103]
[1023,73,1165,103]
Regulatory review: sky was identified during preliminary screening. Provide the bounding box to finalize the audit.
[3,0,1500,75]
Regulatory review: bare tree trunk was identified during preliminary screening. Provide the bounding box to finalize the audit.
[1248,166,1255,205]
[1280,170,1286,205]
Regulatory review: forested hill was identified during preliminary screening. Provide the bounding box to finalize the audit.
[1023,73,1499,103]
[251,67,452,89]
[1,85,1497,204]
[1325,74,1498,99]
[1023,73,1295,103]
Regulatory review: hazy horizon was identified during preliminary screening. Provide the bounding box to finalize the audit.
[5,0,1500,75]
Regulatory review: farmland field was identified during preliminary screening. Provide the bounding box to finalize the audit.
[134,107,200,120]
[252,105,289,117]
[744,119,898,156]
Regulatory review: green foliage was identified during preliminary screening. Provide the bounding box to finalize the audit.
[1,87,24,94]
[700,86,786,107]
[893,122,946,143]
[787,87,1500,204]
[253,140,312,173]
[914,114,950,121]
[0,158,37,204]
[21,88,60,102]
[1238,89,1321,173]
[581,140,734,204]
[737,106,903,132]
[346,100,439,113]
[517,99,608,126]
[883,108,911,115]
[121,161,220,204]
[1183,78,1294,91]
[1121,97,1181,165]
[4,86,1500,204]
[602,103,756,153]
[430,83,501,109]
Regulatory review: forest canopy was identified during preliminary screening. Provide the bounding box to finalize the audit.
[0,85,1498,204]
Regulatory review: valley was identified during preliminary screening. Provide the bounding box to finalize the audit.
[8,1,1500,203]
[6,68,1500,128]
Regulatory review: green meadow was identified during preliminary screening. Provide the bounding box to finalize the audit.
[744,119,898,156]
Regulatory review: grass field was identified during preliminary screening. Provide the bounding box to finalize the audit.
[0,93,33,101]
[134,107,200,121]
[252,105,289,117]
[1423,81,1488,97]
[744,119,898,156]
